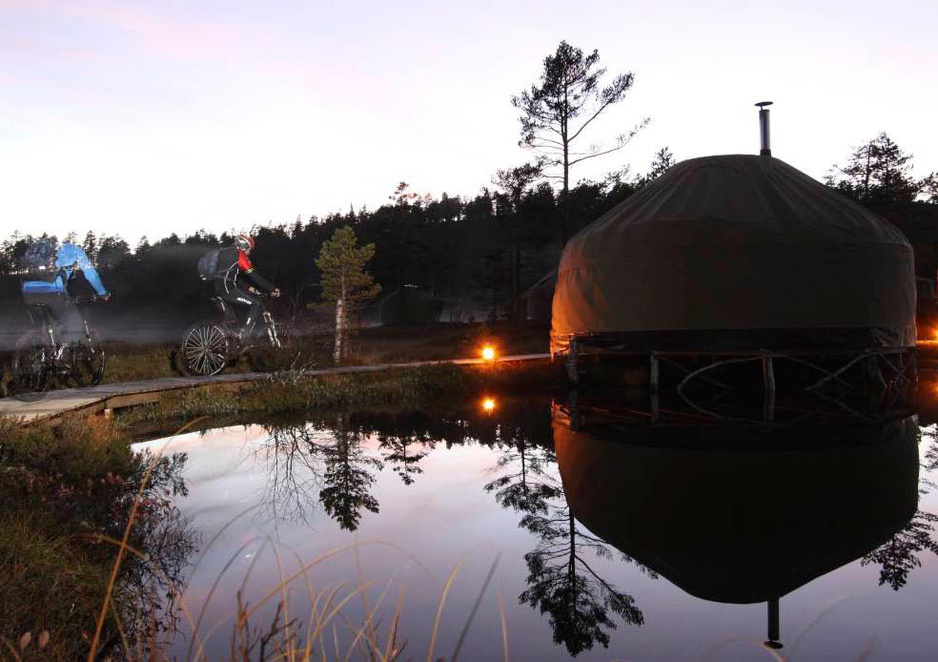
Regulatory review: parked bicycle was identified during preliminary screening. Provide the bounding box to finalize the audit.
[176,294,283,377]
[11,295,107,393]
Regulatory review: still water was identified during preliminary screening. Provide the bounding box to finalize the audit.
[132,389,938,660]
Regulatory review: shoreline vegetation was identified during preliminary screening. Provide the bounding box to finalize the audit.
[1,347,562,659]
[0,320,551,395]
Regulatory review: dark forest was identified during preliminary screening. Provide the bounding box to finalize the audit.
[1,139,937,349]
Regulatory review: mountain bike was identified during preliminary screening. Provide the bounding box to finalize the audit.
[11,295,107,393]
[176,295,283,377]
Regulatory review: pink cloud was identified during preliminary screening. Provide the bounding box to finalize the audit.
[72,2,248,61]
[3,0,251,62]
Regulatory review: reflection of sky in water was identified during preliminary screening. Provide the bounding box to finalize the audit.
[132,404,938,661]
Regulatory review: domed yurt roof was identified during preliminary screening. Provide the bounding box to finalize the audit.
[550,154,915,354]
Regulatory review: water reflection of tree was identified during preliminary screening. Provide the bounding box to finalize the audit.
[377,430,433,485]
[520,495,646,656]
[484,433,561,515]
[862,427,938,589]
[259,415,383,531]
[320,414,384,530]
[924,425,938,473]
[259,409,516,530]
[862,511,938,589]
[483,403,647,657]
[259,423,330,526]
[112,452,200,656]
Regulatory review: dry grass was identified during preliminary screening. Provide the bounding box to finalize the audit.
[174,536,507,661]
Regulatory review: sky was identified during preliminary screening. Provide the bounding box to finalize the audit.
[1,0,936,247]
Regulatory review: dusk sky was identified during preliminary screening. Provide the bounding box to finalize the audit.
[2,0,935,247]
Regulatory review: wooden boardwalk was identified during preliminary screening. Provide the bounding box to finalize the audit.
[0,354,551,422]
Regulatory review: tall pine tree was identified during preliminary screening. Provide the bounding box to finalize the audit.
[315,226,381,363]
[512,40,647,244]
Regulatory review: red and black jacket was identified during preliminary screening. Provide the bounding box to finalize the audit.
[218,246,275,293]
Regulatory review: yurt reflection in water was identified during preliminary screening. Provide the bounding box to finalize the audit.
[552,403,920,649]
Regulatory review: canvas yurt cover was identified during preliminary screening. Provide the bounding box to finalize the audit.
[550,154,916,355]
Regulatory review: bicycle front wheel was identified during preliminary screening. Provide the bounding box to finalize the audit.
[179,322,230,376]
[71,331,106,386]
[12,331,52,393]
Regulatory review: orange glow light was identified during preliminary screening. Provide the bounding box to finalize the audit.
[482,397,497,412]
[481,345,496,361]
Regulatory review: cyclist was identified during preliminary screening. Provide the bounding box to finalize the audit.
[214,233,280,341]
[20,241,110,344]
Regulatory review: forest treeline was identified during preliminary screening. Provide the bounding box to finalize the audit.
[1,146,935,338]
[1,38,937,340]
[0,173,642,333]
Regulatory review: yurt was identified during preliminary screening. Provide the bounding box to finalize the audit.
[551,110,915,391]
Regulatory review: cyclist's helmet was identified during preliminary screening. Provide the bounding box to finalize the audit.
[235,233,255,252]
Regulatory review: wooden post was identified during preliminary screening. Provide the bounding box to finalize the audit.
[565,339,579,384]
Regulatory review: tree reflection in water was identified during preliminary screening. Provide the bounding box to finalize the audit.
[374,416,436,486]
[518,503,647,656]
[114,452,200,656]
[484,414,561,514]
[861,425,938,590]
[259,411,471,531]
[482,399,649,657]
[259,415,383,531]
[259,400,648,656]
[256,422,330,526]
[319,413,384,530]
[258,409,528,530]
[240,398,938,656]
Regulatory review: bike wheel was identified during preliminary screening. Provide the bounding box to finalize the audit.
[179,321,230,376]
[71,332,106,386]
[12,331,52,393]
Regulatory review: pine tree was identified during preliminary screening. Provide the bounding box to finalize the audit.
[644,147,676,183]
[512,40,648,243]
[826,133,921,206]
[315,226,381,364]
[82,230,98,262]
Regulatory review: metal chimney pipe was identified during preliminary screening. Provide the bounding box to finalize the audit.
[756,101,773,156]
